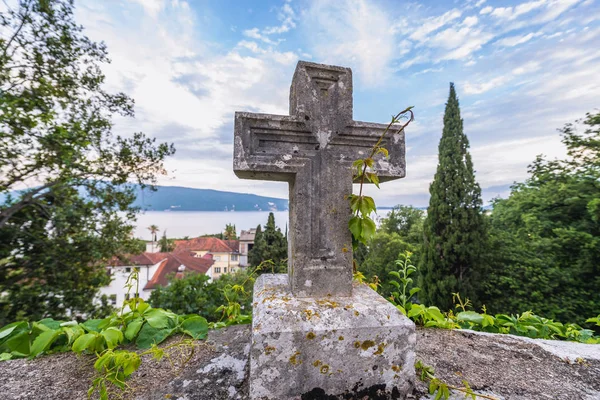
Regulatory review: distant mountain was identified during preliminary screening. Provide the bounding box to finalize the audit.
[133,186,288,212]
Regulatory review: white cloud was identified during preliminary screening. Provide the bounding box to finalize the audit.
[303,0,396,85]
[512,61,541,74]
[489,0,547,20]
[463,75,511,94]
[480,6,493,14]
[462,16,479,27]
[243,2,296,44]
[410,9,462,42]
[534,0,582,23]
[496,32,540,47]
[130,0,165,17]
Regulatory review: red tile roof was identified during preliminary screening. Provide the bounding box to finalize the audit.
[108,253,160,267]
[224,240,240,253]
[144,253,213,290]
[173,237,237,253]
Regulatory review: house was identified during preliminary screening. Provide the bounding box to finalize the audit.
[173,237,241,280]
[99,252,214,307]
[239,228,257,266]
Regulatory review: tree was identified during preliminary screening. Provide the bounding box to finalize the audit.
[224,223,237,240]
[482,111,600,323]
[420,83,487,311]
[148,225,159,251]
[248,213,287,272]
[378,205,424,264]
[360,231,415,298]
[149,270,253,322]
[158,230,175,252]
[0,0,175,324]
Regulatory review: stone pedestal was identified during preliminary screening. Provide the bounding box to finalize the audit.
[249,274,416,399]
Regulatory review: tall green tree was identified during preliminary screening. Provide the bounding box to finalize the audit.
[248,213,287,272]
[148,225,159,251]
[482,111,600,323]
[420,83,487,311]
[158,230,175,252]
[0,0,174,324]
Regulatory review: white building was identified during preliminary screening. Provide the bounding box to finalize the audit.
[99,252,213,307]
[239,228,257,266]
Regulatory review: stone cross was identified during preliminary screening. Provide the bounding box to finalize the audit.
[234,61,405,297]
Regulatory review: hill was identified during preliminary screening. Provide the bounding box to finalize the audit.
[133,186,288,212]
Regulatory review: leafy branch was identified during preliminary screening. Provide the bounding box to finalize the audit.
[415,360,499,400]
[349,107,414,247]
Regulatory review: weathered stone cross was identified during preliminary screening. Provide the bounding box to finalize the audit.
[234,61,405,297]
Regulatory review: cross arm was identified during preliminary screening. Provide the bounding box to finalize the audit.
[233,112,314,182]
[331,121,406,182]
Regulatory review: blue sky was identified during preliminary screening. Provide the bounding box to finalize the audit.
[76,0,600,207]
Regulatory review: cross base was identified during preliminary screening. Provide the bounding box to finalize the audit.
[249,274,416,399]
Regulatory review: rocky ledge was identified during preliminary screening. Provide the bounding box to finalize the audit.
[0,325,599,400]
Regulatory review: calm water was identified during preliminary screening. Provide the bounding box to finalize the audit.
[134,211,290,240]
[133,210,392,240]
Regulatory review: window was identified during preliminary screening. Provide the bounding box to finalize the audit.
[109,294,117,306]
[125,293,130,301]
[223,267,227,273]
[125,267,131,273]
[231,254,239,261]
[215,267,221,273]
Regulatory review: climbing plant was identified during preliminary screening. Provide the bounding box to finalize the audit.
[349,106,414,248]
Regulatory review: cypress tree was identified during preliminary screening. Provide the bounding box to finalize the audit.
[420,83,487,311]
[248,213,287,271]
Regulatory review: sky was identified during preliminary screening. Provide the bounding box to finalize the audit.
[75,0,600,207]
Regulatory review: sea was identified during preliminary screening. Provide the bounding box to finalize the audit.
[133,211,290,239]
[133,210,392,240]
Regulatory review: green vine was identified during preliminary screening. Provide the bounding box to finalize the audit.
[349,106,415,249]
[415,360,499,400]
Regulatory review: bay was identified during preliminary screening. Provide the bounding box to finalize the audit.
[133,210,392,241]
[133,211,290,240]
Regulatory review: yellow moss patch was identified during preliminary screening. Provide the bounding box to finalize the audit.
[374,343,386,355]
[360,340,375,350]
[306,332,316,340]
[289,351,302,366]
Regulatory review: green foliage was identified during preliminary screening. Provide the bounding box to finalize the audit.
[415,360,494,400]
[359,206,425,297]
[349,107,414,248]
[388,251,420,315]
[387,253,599,343]
[0,298,208,360]
[248,213,287,271]
[420,83,487,311]
[0,269,209,399]
[224,223,237,240]
[0,0,175,324]
[158,230,175,252]
[481,111,600,323]
[360,234,414,297]
[149,270,254,323]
